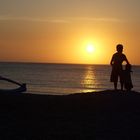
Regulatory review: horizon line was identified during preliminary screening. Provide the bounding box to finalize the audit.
[0,61,139,66]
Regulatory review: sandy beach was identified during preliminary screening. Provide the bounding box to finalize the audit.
[0,90,140,140]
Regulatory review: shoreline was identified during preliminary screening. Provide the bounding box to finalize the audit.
[0,90,140,139]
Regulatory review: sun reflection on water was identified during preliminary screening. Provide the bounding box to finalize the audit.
[81,65,98,93]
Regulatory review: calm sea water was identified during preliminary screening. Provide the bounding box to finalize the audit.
[0,62,140,95]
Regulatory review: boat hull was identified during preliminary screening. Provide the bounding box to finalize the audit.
[0,84,26,93]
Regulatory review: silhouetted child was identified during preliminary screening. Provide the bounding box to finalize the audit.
[123,64,133,91]
[110,44,129,90]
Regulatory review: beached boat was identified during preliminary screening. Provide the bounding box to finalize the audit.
[0,76,27,93]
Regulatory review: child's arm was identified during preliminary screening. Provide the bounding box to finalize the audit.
[110,55,114,66]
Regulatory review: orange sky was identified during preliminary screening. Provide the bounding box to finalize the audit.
[0,0,140,64]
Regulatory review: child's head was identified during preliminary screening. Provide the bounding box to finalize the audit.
[116,44,123,53]
[125,64,132,72]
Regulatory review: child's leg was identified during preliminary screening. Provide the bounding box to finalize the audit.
[120,73,124,91]
[121,82,123,91]
[114,82,117,90]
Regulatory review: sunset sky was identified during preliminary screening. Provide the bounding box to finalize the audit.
[0,0,140,64]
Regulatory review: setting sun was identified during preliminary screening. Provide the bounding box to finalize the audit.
[86,44,95,53]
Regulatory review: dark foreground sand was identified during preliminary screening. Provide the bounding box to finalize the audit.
[0,90,140,140]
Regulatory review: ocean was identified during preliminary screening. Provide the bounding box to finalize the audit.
[0,62,140,95]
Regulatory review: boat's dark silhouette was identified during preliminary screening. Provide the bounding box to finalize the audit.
[0,76,26,93]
